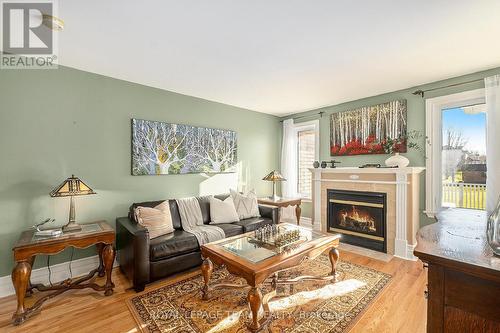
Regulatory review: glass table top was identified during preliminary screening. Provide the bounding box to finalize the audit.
[31,223,103,241]
[217,224,324,263]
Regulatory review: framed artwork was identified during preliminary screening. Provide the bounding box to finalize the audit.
[330,99,407,156]
[131,118,237,175]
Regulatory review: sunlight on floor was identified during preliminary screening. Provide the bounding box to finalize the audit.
[204,279,366,332]
[207,310,244,333]
[269,278,366,312]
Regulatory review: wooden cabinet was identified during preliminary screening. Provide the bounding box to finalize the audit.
[414,209,500,333]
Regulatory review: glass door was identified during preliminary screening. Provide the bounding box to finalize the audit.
[441,104,487,210]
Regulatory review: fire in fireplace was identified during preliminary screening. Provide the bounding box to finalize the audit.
[328,189,387,253]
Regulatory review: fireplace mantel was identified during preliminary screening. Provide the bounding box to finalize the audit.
[310,167,425,260]
[311,166,425,173]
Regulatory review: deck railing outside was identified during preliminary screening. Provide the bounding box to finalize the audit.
[442,182,487,210]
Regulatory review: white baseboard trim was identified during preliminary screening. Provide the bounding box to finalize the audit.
[394,240,418,261]
[406,243,418,261]
[0,255,118,298]
[280,216,313,225]
[299,217,312,224]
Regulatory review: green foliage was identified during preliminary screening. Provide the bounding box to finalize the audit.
[383,130,428,158]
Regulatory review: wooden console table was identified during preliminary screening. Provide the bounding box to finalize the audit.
[258,197,302,225]
[414,209,500,332]
[11,221,115,325]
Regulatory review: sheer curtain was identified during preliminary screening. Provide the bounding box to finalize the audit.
[281,119,297,198]
[485,75,500,213]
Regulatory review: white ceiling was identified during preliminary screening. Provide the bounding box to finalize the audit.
[55,0,500,115]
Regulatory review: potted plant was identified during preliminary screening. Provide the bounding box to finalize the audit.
[382,130,426,167]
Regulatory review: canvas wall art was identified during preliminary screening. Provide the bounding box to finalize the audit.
[132,118,237,175]
[330,99,407,156]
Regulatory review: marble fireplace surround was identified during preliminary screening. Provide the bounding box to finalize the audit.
[310,167,425,260]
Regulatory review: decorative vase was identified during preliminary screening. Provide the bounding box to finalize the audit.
[385,152,409,168]
[313,161,320,168]
[321,161,327,168]
[487,196,500,256]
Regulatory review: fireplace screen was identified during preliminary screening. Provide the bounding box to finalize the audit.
[332,200,384,237]
[328,189,387,252]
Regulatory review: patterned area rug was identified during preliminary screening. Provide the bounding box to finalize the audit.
[127,255,391,333]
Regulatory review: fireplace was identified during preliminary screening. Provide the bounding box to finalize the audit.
[327,189,387,253]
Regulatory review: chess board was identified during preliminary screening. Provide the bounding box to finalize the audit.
[249,226,304,252]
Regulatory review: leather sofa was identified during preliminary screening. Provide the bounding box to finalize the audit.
[116,194,279,292]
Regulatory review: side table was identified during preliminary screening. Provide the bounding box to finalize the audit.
[11,220,115,325]
[257,197,302,225]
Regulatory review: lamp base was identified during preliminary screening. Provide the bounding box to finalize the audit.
[62,222,82,233]
[269,195,281,201]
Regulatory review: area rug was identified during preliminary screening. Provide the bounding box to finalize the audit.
[127,255,391,333]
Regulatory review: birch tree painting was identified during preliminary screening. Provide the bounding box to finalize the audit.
[330,100,407,156]
[132,119,237,175]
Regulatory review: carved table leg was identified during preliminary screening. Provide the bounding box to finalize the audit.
[247,286,263,331]
[295,204,302,225]
[25,256,36,297]
[11,261,32,325]
[201,257,213,300]
[96,243,105,277]
[102,244,115,296]
[329,247,340,282]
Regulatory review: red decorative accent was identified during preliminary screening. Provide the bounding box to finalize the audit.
[330,136,407,156]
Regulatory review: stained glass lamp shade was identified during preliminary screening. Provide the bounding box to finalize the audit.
[50,175,96,232]
[262,170,286,201]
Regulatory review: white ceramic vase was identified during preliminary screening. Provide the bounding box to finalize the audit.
[385,152,409,168]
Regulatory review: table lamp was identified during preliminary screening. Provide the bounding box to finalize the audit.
[50,175,96,232]
[262,170,286,201]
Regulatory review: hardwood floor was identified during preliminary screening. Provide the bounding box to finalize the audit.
[0,249,427,333]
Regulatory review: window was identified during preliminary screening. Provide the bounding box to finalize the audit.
[425,89,486,217]
[294,121,319,199]
[297,129,315,198]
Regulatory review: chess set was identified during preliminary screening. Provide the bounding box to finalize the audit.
[251,225,303,251]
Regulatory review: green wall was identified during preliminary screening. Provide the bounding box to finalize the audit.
[0,67,281,277]
[282,67,500,225]
[3,65,500,278]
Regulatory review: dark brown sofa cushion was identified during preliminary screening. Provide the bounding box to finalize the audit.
[233,217,273,232]
[149,230,199,261]
[216,223,244,237]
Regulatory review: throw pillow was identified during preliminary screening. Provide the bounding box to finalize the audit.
[209,196,240,224]
[134,201,174,239]
[230,189,260,220]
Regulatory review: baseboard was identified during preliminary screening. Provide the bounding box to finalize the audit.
[406,243,417,261]
[0,255,118,298]
[280,216,313,225]
[299,216,312,224]
[394,239,418,261]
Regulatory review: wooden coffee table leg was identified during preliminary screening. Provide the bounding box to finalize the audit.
[11,260,32,325]
[201,257,213,300]
[247,286,263,331]
[102,244,115,296]
[295,204,301,225]
[329,247,340,282]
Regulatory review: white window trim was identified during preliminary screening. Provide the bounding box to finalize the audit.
[294,120,320,200]
[425,88,485,218]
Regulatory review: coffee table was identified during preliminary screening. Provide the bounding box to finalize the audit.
[200,223,341,332]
